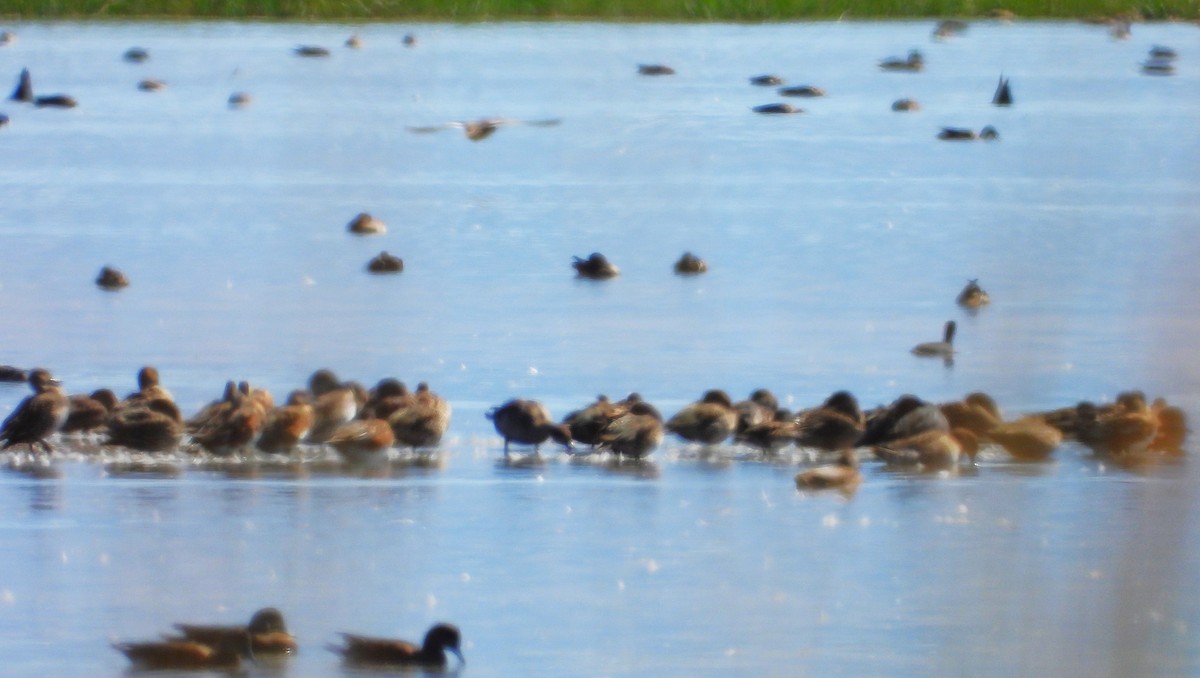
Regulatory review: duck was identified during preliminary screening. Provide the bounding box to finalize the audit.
[595,401,664,460]
[979,125,999,140]
[873,427,977,470]
[34,94,77,108]
[123,47,149,63]
[879,50,924,72]
[329,623,464,668]
[387,382,452,450]
[0,365,27,382]
[956,279,990,309]
[673,252,707,275]
[939,392,1001,437]
[256,390,314,454]
[295,45,331,57]
[752,103,801,114]
[95,266,129,290]
[305,369,361,444]
[124,366,174,407]
[9,67,32,102]
[327,418,394,465]
[190,382,266,455]
[572,252,620,279]
[487,399,573,456]
[345,34,362,49]
[402,33,418,47]
[795,448,861,491]
[360,379,412,420]
[0,31,14,47]
[367,251,404,274]
[62,388,119,434]
[735,408,800,453]
[408,117,560,142]
[0,368,69,453]
[1076,392,1159,458]
[1142,58,1175,75]
[666,390,739,446]
[347,212,386,235]
[563,395,622,447]
[228,92,252,108]
[912,320,956,358]
[105,399,184,452]
[1150,398,1188,453]
[794,390,866,451]
[734,389,779,435]
[638,64,674,76]
[891,98,921,111]
[778,85,825,97]
[985,417,1063,461]
[749,74,783,86]
[137,79,166,92]
[113,634,248,671]
[938,127,977,140]
[169,607,297,656]
[858,395,949,447]
[933,19,969,39]
[992,75,1012,105]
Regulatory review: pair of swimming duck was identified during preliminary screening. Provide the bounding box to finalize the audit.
[572,252,709,279]
[114,608,463,670]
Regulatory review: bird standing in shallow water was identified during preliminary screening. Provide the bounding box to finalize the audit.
[329,623,465,668]
[487,399,572,457]
[0,368,68,453]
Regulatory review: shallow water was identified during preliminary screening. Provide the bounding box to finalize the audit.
[0,19,1199,676]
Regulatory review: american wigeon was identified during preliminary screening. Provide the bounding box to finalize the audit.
[105,399,184,452]
[956,279,990,309]
[329,623,464,668]
[327,418,394,464]
[62,388,119,434]
[387,382,452,450]
[595,401,664,459]
[256,390,314,453]
[985,417,1063,461]
[939,392,1000,437]
[794,390,865,451]
[305,370,360,444]
[113,634,248,671]
[0,368,68,453]
[673,252,707,275]
[348,212,386,235]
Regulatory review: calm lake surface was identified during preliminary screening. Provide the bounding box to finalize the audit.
[1,19,1199,676]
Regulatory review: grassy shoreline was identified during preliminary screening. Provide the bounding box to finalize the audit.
[1,0,1197,22]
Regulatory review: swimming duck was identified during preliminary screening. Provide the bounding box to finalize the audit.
[387,382,452,450]
[9,68,31,102]
[487,399,573,456]
[795,448,861,491]
[123,47,149,63]
[879,50,924,72]
[95,266,129,290]
[1142,58,1175,75]
[137,79,166,92]
[228,92,252,108]
[34,94,76,108]
[979,125,999,140]
[956,279,990,309]
[62,388,119,434]
[666,389,739,445]
[345,34,362,49]
[0,31,14,46]
[933,19,968,39]
[794,390,866,451]
[402,33,418,47]
[638,64,675,76]
[295,45,331,57]
[595,401,664,460]
[0,368,68,453]
[169,607,297,656]
[749,74,783,86]
[912,320,956,357]
[778,85,825,97]
[1149,45,1178,60]
[572,252,620,279]
[891,98,920,111]
[347,212,386,235]
[113,633,248,671]
[329,623,464,668]
[327,418,394,464]
[367,251,404,274]
[673,252,707,275]
[408,117,560,142]
[256,390,314,453]
[752,103,801,114]
[0,365,26,382]
[938,127,977,141]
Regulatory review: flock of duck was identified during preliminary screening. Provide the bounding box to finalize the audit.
[111,607,464,671]
[0,333,1189,488]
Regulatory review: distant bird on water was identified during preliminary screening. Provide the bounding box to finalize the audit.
[328,623,464,668]
[956,279,990,309]
[0,368,69,453]
[638,64,675,75]
[573,252,620,279]
[880,50,924,72]
[407,117,561,142]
